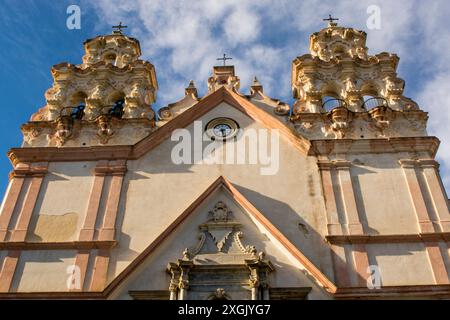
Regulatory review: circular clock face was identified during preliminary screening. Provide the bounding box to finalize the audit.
[213,124,232,138]
[205,118,239,141]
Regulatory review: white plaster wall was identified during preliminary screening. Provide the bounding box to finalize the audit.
[368,243,435,285]
[27,162,96,241]
[110,103,334,284]
[12,250,77,292]
[347,153,419,234]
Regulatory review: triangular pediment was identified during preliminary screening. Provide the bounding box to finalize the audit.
[104,176,336,299]
[132,87,311,158]
[8,87,311,165]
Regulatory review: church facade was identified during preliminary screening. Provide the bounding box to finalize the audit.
[0,20,449,300]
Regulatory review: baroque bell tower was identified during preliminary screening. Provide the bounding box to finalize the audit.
[21,26,158,147]
[290,19,426,140]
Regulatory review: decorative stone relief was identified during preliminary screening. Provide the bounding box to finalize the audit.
[207,65,240,92]
[369,106,393,136]
[21,125,43,145]
[47,117,73,147]
[322,107,353,139]
[96,115,115,144]
[166,201,274,300]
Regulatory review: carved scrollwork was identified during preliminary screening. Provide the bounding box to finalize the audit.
[158,107,173,121]
[369,106,393,133]
[234,232,257,255]
[96,115,114,144]
[22,126,43,145]
[188,233,206,257]
[47,116,73,147]
[322,107,352,139]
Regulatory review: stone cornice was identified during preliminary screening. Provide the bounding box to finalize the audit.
[334,285,450,300]
[309,136,440,157]
[7,146,133,167]
[326,232,450,245]
[0,240,117,250]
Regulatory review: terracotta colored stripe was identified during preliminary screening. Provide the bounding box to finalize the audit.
[0,250,20,292]
[10,176,44,242]
[89,249,110,291]
[0,177,25,241]
[420,162,450,232]
[71,250,90,292]
[425,242,450,284]
[400,161,435,233]
[79,174,105,241]
[353,244,370,287]
[336,165,364,235]
[98,174,124,241]
[319,165,343,235]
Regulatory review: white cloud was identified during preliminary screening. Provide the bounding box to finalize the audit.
[224,6,261,45]
[88,0,450,192]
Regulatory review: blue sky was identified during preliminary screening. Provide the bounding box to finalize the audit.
[0,0,449,196]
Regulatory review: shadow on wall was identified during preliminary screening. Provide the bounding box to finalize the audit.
[107,175,143,282]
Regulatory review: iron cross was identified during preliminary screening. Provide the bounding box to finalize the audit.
[323,14,339,25]
[216,54,233,66]
[112,22,128,34]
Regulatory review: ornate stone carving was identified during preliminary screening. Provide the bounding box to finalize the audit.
[208,288,230,300]
[322,107,353,139]
[183,201,260,258]
[291,23,426,140]
[234,232,258,255]
[21,125,43,145]
[369,106,393,134]
[310,26,370,62]
[47,117,73,147]
[166,201,274,300]
[207,65,240,92]
[158,107,173,121]
[274,103,290,116]
[22,31,158,147]
[208,201,232,222]
[96,115,115,144]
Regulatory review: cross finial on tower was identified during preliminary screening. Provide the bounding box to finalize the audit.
[216,53,233,66]
[112,22,128,34]
[323,14,339,27]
